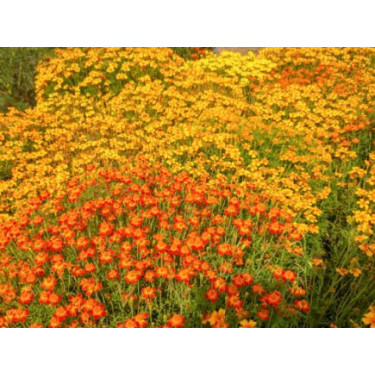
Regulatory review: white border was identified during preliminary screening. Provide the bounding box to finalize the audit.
[1,0,374,46]
[0,328,373,374]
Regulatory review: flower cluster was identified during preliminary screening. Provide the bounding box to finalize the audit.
[0,163,311,327]
[1,47,375,327]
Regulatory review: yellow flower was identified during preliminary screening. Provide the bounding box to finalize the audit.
[336,268,348,276]
[312,258,323,267]
[350,268,362,277]
[239,319,257,328]
[362,306,375,328]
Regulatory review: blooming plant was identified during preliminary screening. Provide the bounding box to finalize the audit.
[0,47,374,327]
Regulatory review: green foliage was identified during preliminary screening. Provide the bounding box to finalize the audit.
[171,47,212,60]
[0,160,12,181]
[0,47,54,112]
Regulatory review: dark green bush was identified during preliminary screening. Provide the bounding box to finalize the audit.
[171,47,212,60]
[0,47,54,112]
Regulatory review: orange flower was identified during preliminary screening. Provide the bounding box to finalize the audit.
[213,277,227,293]
[141,287,157,301]
[99,222,114,237]
[362,306,375,328]
[336,268,348,276]
[49,293,62,306]
[312,258,323,267]
[99,250,114,264]
[241,273,254,285]
[107,269,120,280]
[77,236,90,250]
[34,252,49,265]
[289,286,306,297]
[54,307,68,322]
[350,268,362,277]
[232,275,244,288]
[224,205,239,217]
[268,221,284,235]
[33,239,45,252]
[124,270,142,284]
[39,291,50,304]
[41,275,57,291]
[167,314,185,328]
[257,308,269,321]
[282,270,296,283]
[143,270,156,283]
[205,289,219,302]
[273,267,284,280]
[155,266,169,279]
[32,215,44,226]
[118,319,138,328]
[263,291,282,307]
[294,299,310,313]
[252,283,265,295]
[18,291,34,305]
[176,268,193,285]
[219,263,233,274]
[6,308,29,324]
[217,243,233,256]
[203,309,228,328]
[133,313,149,328]
[255,203,267,215]
[50,237,63,252]
[79,278,103,296]
[92,306,107,320]
[239,319,257,328]
[227,295,243,310]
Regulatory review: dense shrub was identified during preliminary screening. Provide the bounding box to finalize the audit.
[0,48,374,327]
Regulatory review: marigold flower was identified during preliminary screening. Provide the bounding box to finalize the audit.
[34,252,49,265]
[312,258,323,267]
[155,266,169,279]
[18,291,34,305]
[257,308,269,321]
[99,222,114,237]
[99,250,114,264]
[289,286,306,297]
[41,276,57,291]
[282,270,296,283]
[205,288,219,303]
[49,293,62,306]
[268,221,284,235]
[224,205,239,217]
[252,283,265,295]
[124,270,142,284]
[203,309,228,328]
[294,299,310,313]
[107,269,120,280]
[167,314,185,328]
[262,291,282,307]
[77,236,90,250]
[362,306,375,328]
[213,277,227,293]
[133,313,149,328]
[239,319,257,328]
[92,306,107,320]
[141,287,157,301]
[227,295,243,310]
